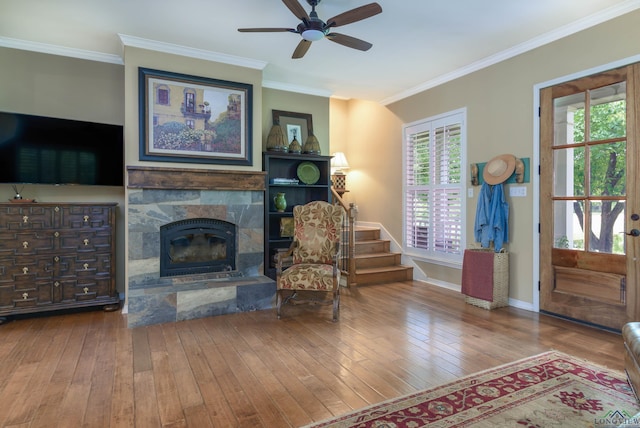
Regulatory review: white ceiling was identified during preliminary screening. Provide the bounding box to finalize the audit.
[2,0,639,104]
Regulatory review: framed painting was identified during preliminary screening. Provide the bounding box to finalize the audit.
[272,110,313,144]
[138,67,253,165]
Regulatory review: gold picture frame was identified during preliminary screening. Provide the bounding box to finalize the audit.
[280,217,294,237]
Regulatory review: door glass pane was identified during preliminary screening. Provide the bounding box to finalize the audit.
[554,92,584,146]
[588,200,625,254]
[589,142,626,197]
[553,200,584,250]
[554,147,584,196]
[590,82,626,141]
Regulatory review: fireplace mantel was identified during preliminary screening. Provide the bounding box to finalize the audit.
[127,166,266,191]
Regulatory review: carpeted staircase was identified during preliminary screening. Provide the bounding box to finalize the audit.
[354,227,413,285]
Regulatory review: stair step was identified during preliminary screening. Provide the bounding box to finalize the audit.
[355,227,380,241]
[343,226,413,286]
[355,265,414,286]
[355,252,402,269]
[355,239,390,255]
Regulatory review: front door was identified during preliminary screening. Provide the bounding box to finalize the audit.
[539,64,640,331]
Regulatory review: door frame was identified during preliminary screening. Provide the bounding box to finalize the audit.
[532,53,640,313]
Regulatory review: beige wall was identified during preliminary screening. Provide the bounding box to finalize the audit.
[3,8,639,306]
[339,9,640,304]
[262,88,330,155]
[0,47,127,292]
[338,99,403,235]
[122,46,264,172]
[0,45,332,299]
[329,98,349,155]
[120,48,332,170]
[121,48,333,303]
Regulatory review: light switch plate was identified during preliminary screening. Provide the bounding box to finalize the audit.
[509,186,527,197]
[468,188,474,198]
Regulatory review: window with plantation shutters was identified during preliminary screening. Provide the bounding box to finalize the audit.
[403,109,466,265]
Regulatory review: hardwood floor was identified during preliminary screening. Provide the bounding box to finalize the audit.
[0,281,624,427]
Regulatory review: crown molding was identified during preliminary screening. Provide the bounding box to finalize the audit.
[262,79,333,98]
[118,34,267,70]
[3,0,639,104]
[380,0,640,105]
[0,36,123,65]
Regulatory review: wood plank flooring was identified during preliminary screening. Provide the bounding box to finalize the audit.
[0,281,624,427]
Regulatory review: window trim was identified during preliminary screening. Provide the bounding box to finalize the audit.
[402,107,467,268]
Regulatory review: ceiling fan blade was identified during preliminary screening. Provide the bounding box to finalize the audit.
[292,40,312,59]
[282,0,310,22]
[326,33,373,51]
[326,3,382,28]
[238,28,297,33]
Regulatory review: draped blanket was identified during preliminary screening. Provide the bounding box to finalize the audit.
[461,249,494,301]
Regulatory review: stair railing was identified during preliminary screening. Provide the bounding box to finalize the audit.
[331,188,357,287]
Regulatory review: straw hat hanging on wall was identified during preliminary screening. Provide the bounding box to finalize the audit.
[483,154,516,185]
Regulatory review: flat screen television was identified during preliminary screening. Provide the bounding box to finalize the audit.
[0,111,124,186]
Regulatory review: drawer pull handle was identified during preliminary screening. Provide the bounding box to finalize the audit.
[84,215,89,222]
[22,267,29,274]
[54,231,60,238]
[54,281,60,287]
[22,215,28,223]
[22,241,28,249]
[22,292,28,300]
[54,256,59,262]
[55,206,60,212]
[83,239,89,246]
[83,263,89,270]
[83,287,89,294]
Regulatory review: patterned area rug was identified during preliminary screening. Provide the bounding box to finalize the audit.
[306,351,640,427]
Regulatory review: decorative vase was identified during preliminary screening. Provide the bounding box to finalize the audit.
[266,124,288,152]
[274,192,287,212]
[11,184,24,200]
[288,137,301,154]
[302,133,321,155]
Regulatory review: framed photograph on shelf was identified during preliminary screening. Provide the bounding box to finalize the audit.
[272,110,313,144]
[280,217,295,237]
[139,67,253,165]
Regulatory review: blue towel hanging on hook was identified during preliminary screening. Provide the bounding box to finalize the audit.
[474,183,509,252]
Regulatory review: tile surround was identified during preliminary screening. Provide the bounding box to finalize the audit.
[126,168,274,328]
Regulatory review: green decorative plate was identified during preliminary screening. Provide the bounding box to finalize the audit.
[297,161,320,185]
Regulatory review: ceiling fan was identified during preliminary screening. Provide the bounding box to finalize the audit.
[238,0,382,59]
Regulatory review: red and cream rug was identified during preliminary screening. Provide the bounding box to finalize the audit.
[306,351,640,427]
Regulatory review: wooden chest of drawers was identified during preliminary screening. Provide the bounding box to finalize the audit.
[0,202,119,321]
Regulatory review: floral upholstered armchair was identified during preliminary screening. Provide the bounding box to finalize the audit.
[276,200,344,322]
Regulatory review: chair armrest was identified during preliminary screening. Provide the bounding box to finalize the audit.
[276,242,296,275]
[331,241,341,275]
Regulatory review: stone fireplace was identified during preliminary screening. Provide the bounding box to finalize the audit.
[126,166,275,328]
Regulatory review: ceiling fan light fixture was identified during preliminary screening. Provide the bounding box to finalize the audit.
[238,1,381,58]
[302,29,324,41]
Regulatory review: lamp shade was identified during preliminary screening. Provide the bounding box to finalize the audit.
[331,152,349,174]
